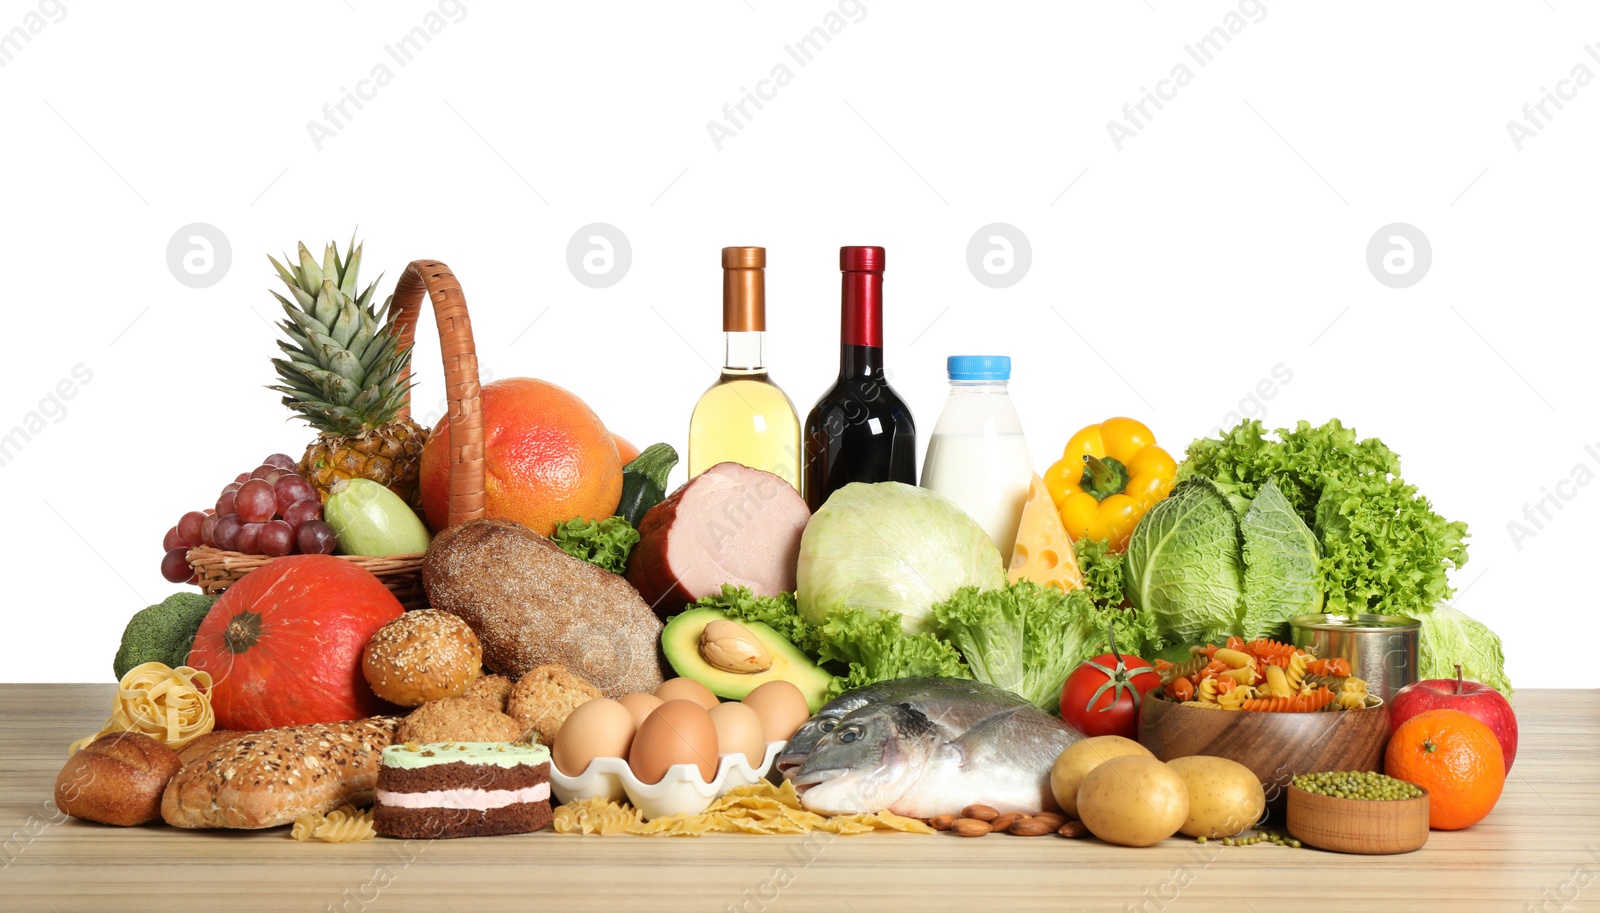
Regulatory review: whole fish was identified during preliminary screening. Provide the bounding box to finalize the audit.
[775,677,1033,780]
[790,680,1084,818]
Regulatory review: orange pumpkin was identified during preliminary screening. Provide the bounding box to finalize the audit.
[187,555,403,730]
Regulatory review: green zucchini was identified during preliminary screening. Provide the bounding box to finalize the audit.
[616,443,679,526]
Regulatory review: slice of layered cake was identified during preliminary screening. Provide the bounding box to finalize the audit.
[374,741,552,839]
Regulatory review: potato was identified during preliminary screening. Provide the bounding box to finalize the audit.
[1050,735,1154,818]
[1077,756,1188,847]
[1167,755,1264,838]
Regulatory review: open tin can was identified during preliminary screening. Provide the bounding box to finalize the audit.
[1289,614,1420,703]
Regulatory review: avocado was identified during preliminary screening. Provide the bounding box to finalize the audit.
[661,607,832,711]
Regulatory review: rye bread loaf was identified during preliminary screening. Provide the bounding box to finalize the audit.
[423,518,665,698]
[161,716,399,829]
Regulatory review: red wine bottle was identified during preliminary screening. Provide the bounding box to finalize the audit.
[803,246,917,511]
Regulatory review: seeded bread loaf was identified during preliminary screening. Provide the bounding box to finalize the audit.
[161,717,400,829]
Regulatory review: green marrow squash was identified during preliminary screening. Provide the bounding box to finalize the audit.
[616,443,679,526]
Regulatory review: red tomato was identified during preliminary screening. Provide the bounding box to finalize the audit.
[1060,625,1161,740]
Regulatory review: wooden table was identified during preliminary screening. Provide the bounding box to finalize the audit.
[3,685,1595,913]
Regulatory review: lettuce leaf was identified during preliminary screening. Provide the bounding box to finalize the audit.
[685,586,968,701]
[1072,536,1130,611]
[932,582,1071,712]
[550,516,639,574]
[815,608,970,701]
[1179,419,1468,618]
[931,576,1159,714]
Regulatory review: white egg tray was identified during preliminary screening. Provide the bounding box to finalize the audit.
[549,740,786,820]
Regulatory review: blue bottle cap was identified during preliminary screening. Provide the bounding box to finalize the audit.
[947,355,1011,381]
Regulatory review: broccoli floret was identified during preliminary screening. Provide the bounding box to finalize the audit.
[113,592,218,680]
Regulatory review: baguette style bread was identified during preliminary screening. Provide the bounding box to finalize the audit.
[56,732,183,826]
[161,717,399,829]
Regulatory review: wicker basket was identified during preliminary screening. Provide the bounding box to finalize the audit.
[186,259,487,609]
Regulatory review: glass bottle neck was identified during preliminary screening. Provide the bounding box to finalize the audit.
[841,271,883,347]
[723,331,768,374]
[838,344,885,379]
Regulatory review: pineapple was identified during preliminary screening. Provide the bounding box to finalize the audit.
[267,236,429,507]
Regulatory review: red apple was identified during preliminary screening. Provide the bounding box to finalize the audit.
[1390,664,1518,771]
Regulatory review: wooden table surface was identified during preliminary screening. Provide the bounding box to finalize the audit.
[3,685,1595,913]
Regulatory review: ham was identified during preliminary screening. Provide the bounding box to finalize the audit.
[626,462,810,619]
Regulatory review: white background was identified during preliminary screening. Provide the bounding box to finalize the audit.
[0,1,1593,686]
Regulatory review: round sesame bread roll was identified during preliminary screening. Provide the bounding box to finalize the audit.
[363,610,483,708]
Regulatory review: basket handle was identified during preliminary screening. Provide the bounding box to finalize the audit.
[387,260,486,528]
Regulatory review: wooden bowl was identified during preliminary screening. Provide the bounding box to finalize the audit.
[1138,697,1391,817]
[1287,784,1430,854]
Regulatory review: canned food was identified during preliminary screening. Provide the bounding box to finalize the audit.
[1289,614,1420,704]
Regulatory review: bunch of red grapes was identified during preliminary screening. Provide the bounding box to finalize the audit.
[160,453,339,583]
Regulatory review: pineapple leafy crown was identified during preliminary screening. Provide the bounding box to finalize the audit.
[267,234,416,437]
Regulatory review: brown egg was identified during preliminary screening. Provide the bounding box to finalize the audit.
[551,698,635,777]
[628,699,719,785]
[653,677,720,710]
[741,680,811,743]
[617,692,664,728]
[708,702,767,769]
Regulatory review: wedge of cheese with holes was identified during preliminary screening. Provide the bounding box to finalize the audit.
[1008,475,1083,592]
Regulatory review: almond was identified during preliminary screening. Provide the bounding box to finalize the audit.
[928,813,957,831]
[991,812,1023,832]
[1010,818,1054,837]
[1056,820,1091,838]
[953,817,993,837]
[962,804,1000,822]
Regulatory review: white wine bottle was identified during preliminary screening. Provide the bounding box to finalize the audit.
[687,247,802,494]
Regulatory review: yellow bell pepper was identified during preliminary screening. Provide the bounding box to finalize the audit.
[1043,417,1176,551]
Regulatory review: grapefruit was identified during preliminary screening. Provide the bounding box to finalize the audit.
[420,378,623,536]
[613,434,641,465]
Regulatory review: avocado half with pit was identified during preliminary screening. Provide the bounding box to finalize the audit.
[661,608,832,712]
